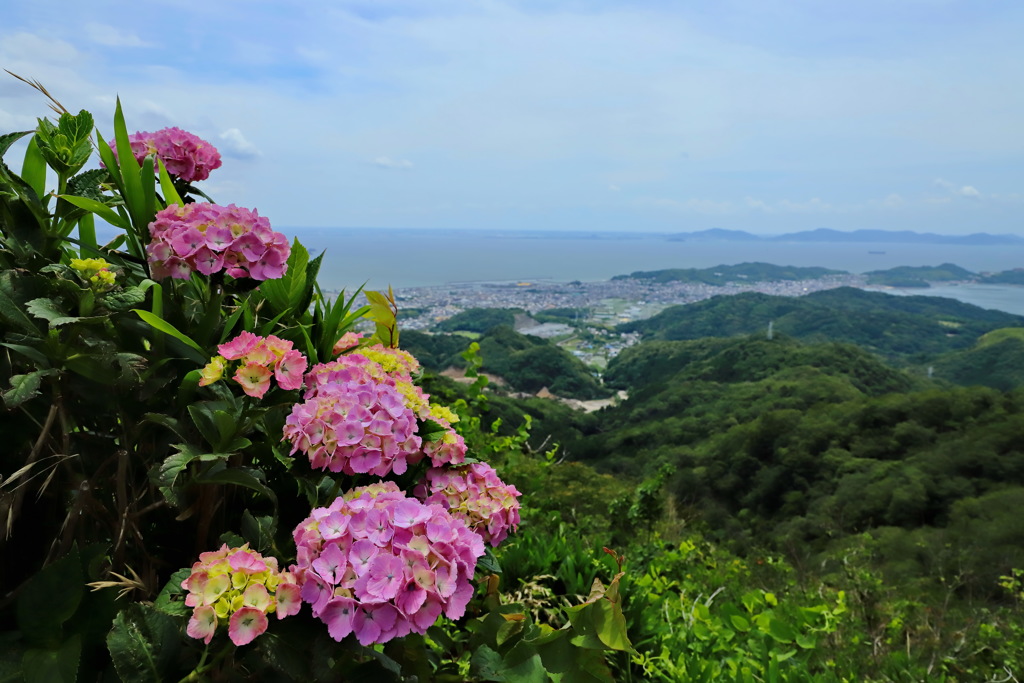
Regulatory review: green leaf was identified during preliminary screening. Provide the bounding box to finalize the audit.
[259,238,310,314]
[766,617,796,644]
[478,547,503,575]
[3,369,56,409]
[134,309,207,363]
[155,446,202,490]
[0,130,33,159]
[730,614,751,632]
[16,547,84,644]
[112,98,145,229]
[59,195,130,231]
[102,286,148,312]
[241,510,276,554]
[197,465,277,506]
[152,568,192,617]
[106,603,181,683]
[156,158,183,206]
[20,136,46,197]
[0,342,50,367]
[0,282,39,334]
[21,635,80,683]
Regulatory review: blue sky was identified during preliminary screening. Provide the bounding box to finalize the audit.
[2,0,1022,235]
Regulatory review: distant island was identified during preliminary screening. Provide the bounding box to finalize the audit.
[611,262,845,284]
[667,228,1024,245]
[613,261,1024,289]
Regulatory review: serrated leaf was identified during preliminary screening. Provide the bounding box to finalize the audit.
[478,547,502,575]
[0,130,33,160]
[3,369,56,409]
[106,603,181,683]
[0,283,38,334]
[66,168,109,202]
[152,568,192,617]
[102,286,147,312]
[155,445,202,489]
[241,511,276,553]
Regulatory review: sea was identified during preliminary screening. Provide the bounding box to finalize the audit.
[289,228,1024,317]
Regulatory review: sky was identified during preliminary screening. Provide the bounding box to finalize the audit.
[1,0,1023,235]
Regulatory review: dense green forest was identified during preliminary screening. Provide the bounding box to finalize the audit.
[619,287,1024,363]
[404,324,610,399]
[415,289,1024,681]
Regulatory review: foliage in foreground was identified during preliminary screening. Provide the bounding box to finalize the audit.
[0,96,631,681]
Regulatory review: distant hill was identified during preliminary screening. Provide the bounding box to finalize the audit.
[980,269,1024,285]
[618,287,1024,361]
[435,307,523,333]
[401,327,609,400]
[605,336,918,396]
[926,328,1024,391]
[611,261,845,284]
[665,228,1024,245]
[864,263,976,287]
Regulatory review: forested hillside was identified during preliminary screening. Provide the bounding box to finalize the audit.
[620,287,1024,361]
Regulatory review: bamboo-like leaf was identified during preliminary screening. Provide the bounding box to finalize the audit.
[134,309,207,362]
[94,126,122,188]
[156,158,183,206]
[20,136,47,197]
[112,98,144,228]
[59,195,129,230]
[139,154,156,221]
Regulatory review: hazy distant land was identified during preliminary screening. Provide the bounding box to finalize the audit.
[666,228,1024,245]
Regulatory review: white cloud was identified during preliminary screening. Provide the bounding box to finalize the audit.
[84,23,153,48]
[372,156,414,169]
[608,184,621,192]
[219,128,261,159]
[934,177,983,199]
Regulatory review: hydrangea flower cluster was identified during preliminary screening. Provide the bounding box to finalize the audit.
[69,257,116,291]
[181,544,301,647]
[146,202,290,281]
[282,354,422,475]
[283,347,468,475]
[110,127,222,182]
[291,482,485,646]
[415,463,522,547]
[340,345,468,467]
[200,331,308,399]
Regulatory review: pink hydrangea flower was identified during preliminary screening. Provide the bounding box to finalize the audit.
[415,463,522,547]
[108,127,222,183]
[202,332,308,399]
[146,203,289,282]
[181,544,300,647]
[332,331,364,356]
[291,483,484,646]
[286,350,466,474]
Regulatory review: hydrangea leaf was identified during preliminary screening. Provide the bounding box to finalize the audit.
[153,568,192,617]
[0,130,33,159]
[106,603,181,683]
[3,369,56,409]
